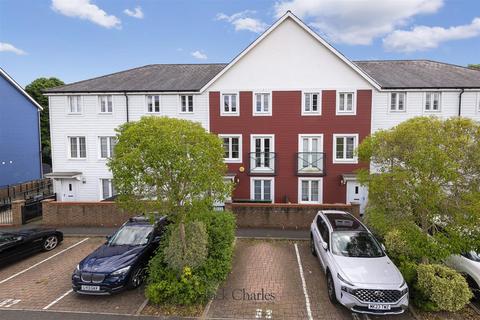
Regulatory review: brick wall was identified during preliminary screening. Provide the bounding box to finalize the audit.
[42,199,134,227]
[227,202,360,229]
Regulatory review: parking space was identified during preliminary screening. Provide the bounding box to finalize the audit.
[0,237,147,316]
[207,239,415,320]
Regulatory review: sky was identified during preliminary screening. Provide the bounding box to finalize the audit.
[1,0,479,87]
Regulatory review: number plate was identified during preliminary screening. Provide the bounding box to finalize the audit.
[368,304,391,310]
[81,285,100,291]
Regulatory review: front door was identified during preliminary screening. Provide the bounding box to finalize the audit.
[61,180,77,202]
[346,181,368,215]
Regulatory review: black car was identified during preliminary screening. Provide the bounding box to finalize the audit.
[0,228,63,265]
[72,216,168,295]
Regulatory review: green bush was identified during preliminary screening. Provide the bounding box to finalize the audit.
[146,210,236,305]
[415,264,472,312]
[164,221,208,272]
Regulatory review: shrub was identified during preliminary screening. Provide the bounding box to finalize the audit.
[146,210,235,305]
[164,221,208,272]
[415,264,472,312]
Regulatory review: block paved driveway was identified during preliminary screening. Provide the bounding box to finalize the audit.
[0,237,147,316]
[207,239,415,320]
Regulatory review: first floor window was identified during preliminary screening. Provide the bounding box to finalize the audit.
[147,95,160,113]
[254,93,270,114]
[99,136,116,158]
[221,135,241,162]
[68,96,82,113]
[222,94,238,115]
[334,135,357,162]
[180,95,193,113]
[299,179,321,203]
[252,178,273,201]
[337,92,354,114]
[101,179,116,200]
[303,92,320,114]
[390,92,406,111]
[99,95,113,113]
[425,92,441,111]
[69,136,86,158]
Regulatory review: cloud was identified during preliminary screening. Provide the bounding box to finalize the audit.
[51,0,121,29]
[383,17,480,52]
[216,10,268,33]
[274,0,443,45]
[191,50,208,60]
[124,6,143,19]
[0,42,26,55]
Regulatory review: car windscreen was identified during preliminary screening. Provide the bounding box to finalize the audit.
[331,231,385,258]
[463,251,480,262]
[108,225,153,246]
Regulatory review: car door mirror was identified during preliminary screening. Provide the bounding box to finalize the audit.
[152,236,162,243]
[15,236,23,242]
[381,243,386,251]
[105,235,112,242]
[322,242,328,251]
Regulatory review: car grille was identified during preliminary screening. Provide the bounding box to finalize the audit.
[352,289,402,303]
[81,273,105,283]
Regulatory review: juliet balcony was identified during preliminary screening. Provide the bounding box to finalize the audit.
[249,152,276,175]
[296,152,326,176]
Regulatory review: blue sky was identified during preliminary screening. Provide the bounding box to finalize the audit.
[1,0,479,86]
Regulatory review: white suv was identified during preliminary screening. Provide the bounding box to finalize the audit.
[310,210,409,315]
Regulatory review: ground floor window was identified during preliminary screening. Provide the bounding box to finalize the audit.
[250,178,274,202]
[100,179,116,200]
[298,178,322,203]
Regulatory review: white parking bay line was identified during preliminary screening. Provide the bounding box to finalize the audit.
[43,289,73,310]
[0,237,90,285]
[294,243,313,320]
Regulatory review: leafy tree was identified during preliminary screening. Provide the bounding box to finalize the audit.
[468,64,480,70]
[358,117,480,263]
[108,116,231,250]
[25,77,64,165]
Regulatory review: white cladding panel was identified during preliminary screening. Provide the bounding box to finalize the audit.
[209,18,373,91]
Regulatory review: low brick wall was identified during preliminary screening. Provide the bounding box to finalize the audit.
[42,199,133,227]
[227,202,360,230]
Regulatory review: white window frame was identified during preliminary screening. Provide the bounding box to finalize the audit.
[336,91,356,115]
[146,95,161,113]
[220,93,239,116]
[98,95,113,114]
[424,92,442,112]
[389,92,407,112]
[179,95,194,113]
[333,134,359,164]
[250,177,275,202]
[298,134,324,172]
[298,177,323,204]
[98,136,116,159]
[219,134,242,163]
[67,96,82,114]
[302,91,322,115]
[250,134,275,173]
[99,178,115,200]
[252,92,272,116]
[68,136,87,159]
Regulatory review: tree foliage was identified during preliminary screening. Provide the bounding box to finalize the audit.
[358,117,480,262]
[25,77,64,165]
[108,116,231,222]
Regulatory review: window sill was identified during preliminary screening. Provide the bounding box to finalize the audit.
[252,113,272,117]
[68,158,87,161]
[332,159,358,164]
[98,112,113,115]
[179,111,194,114]
[301,112,321,116]
[220,113,240,117]
[224,159,242,164]
[335,112,357,116]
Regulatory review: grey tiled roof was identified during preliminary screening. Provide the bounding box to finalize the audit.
[354,60,480,89]
[44,64,227,93]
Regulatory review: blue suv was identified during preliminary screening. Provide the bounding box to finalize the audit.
[72,216,168,295]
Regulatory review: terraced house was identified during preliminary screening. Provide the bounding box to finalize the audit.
[44,12,480,212]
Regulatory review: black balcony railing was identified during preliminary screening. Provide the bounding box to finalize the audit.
[249,152,276,175]
[297,152,326,176]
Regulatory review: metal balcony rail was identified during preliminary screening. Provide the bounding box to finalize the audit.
[297,152,326,175]
[249,152,276,174]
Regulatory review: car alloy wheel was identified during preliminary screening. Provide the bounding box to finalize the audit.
[43,235,58,251]
[310,236,317,257]
[326,272,338,304]
[129,266,146,289]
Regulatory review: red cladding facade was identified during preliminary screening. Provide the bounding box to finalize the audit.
[209,90,372,204]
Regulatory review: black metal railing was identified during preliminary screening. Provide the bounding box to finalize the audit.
[249,152,276,175]
[296,152,326,176]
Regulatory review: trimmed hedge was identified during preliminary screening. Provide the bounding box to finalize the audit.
[146,210,236,305]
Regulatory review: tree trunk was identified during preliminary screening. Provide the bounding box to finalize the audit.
[179,222,187,256]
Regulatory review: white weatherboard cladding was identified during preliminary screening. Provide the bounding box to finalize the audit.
[209,18,374,92]
[49,93,209,201]
[371,91,480,132]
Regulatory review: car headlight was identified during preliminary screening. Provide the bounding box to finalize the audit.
[73,264,81,276]
[337,273,354,287]
[111,266,131,277]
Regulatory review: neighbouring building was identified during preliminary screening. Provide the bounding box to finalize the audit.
[0,68,43,187]
[43,12,480,212]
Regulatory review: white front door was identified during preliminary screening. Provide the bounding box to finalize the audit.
[346,181,367,214]
[61,180,77,202]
